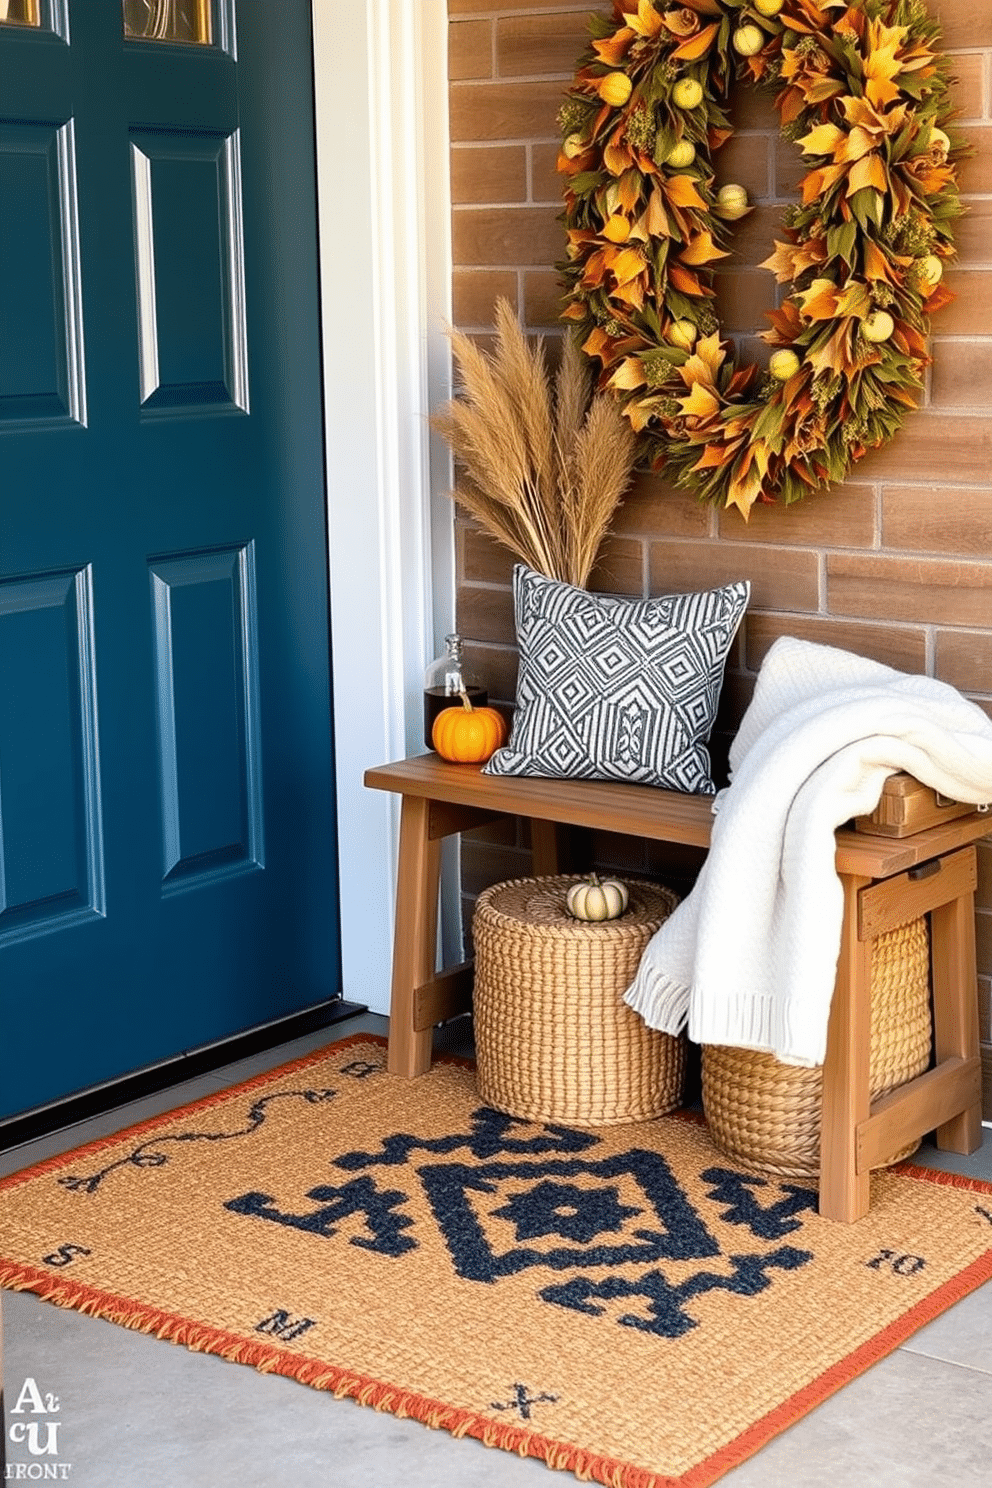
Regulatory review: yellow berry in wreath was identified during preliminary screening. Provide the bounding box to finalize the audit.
[862,310,895,343]
[562,133,587,160]
[733,23,765,55]
[602,214,631,243]
[671,77,704,110]
[714,183,750,220]
[769,349,801,381]
[754,0,783,14]
[599,71,633,106]
[919,253,943,288]
[667,318,698,351]
[665,138,697,169]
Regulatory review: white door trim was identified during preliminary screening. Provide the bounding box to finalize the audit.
[311,0,453,1013]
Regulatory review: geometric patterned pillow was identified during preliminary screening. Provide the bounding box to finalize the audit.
[483,566,750,794]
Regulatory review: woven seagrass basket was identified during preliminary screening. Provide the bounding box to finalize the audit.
[472,873,685,1127]
[701,915,932,1181]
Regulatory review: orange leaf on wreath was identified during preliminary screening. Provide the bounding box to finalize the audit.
[668,263,711,297]
[846,152,888,196]
[645,187,672,237]
[680,230,730,266]
[592,29,636,66]
[605,142,635,176]
[671,23,720,61]
[665,174,709,210]
[924,282,956,313]
[863,238,895,282]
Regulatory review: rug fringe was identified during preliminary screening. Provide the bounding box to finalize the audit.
[0,1259,692,1488]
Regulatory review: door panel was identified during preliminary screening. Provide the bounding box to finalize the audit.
[0,1,340,1119]
[149,543,263,890]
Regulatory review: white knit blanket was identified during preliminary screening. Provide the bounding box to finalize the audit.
[624,636,992,1067]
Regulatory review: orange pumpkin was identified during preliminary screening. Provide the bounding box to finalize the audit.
[431,692,507,764]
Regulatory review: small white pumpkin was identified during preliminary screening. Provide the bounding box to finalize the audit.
[565,874,629,922]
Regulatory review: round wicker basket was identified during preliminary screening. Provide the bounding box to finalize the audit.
[701,915,932,1180]
[472,874,685,1127]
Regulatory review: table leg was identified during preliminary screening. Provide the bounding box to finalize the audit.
[387,794,441,1077]
[930,870,983,1155]
[819,873,873,1222]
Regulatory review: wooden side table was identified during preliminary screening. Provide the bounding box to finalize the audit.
[365,755,989,1221]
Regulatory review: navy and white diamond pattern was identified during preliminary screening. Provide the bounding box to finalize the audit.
[485,567,750,793]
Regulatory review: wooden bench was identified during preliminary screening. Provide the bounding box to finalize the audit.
[364,754,988,1222]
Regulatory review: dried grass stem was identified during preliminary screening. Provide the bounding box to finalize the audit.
[433,300,636,588]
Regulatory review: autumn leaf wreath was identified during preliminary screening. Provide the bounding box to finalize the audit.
[557,0,963,516]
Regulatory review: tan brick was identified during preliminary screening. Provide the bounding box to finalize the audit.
[935,628,992,693]
[726,203,791,271]
[456,580,516,643]
[724,73,780,132]
[449,19,493,81]
[954,198,992,268]
[948,53,986,122]
[522,267,567,327]
[773,136,812,202]
[929,338,992,409]
[531,141,564,203]
[649,540,820,611]
[716,131,774,200]
[459,520,517,585]
[856,412,992,483]
[452,203,564,266]
[449,79,564,143]
[938,270,992,335]
[956,124,992,193]
[712,267,777,335]
[452,268,520,327]
[495,12,591,77]
[612,471,715,538]
[588,535,645,596]
[827,552,992,627]
[938,0,992,50]
[450,144,528,204]
[882,486,992,556]
[465,640,519,705]
[721,482,877,548]
[745,614,928,673]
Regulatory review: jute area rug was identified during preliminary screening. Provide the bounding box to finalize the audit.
[1,1034,991,1488]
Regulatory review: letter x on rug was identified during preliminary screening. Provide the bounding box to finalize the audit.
[1,1034,990,1488]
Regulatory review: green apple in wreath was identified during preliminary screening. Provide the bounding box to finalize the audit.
[565,874,629,922]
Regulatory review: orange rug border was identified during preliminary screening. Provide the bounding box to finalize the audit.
[2,1030,990,1488]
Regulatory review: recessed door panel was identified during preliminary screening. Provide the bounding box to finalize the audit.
[0,567,105,945]
[150,544,263,893]
[131,130,248,413]
[0,120,85,427]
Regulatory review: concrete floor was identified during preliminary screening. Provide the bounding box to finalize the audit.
[2,1010,990,1487]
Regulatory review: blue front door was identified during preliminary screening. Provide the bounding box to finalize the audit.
[0,1,340,1119]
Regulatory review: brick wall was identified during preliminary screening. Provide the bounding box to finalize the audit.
[447,0,992,1114]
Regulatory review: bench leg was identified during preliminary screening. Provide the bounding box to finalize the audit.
[819,873,873,1222]
[931,879,983,1156]
[387,794,441,1078]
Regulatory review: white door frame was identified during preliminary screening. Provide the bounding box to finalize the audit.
[312,0,454,1013]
